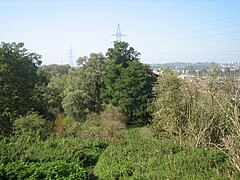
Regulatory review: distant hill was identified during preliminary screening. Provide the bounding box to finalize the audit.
[149,62,220,70]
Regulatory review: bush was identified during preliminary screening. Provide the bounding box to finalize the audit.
[80,106,128,144]
[0,137,107,165]
[151,71,229,147]
[0,137,107,178]
[0,161,88,179]
[54,114,79,137]
[95,130,236,179]
[13,112,51,140]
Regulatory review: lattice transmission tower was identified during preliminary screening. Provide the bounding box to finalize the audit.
[112,23,126,42]
[68,46,74,67]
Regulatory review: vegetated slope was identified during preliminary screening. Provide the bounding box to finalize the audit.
[0,137,107,179]
[95,127,239,179]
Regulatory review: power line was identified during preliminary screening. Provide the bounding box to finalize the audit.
[155,38,240,45]
[143,50,240,55]
[134,23,240,37]
[134,30,240,44]
[128,14,240,36]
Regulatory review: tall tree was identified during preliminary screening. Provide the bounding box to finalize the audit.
[101,42,156,124]
[32,64,71,119]
[62,53,106,120]
[47,74,68,115]
[0,42,41,135]
[151,69,185,137]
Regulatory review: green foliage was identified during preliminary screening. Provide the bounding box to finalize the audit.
[54,114,79,137]
[31,82,55,120]
[39,64,71,77]
[151,69,231,146]
[0,161,88,180]
[62,89,89,120]
[47,75,68,115]
[22,138,106,167]
[13,112,50,140]
[152,69,185,137]
[33,64,69,118]
[95,129,235,179]
[63,53,106,121]
[0,137,106,164]
[2,41,240,178]
[0,42,42,135]
[0,136,107,178]
[106,41,140,67]
[101,42,156,124]
[80,106,128,144]
[150,69,240,172]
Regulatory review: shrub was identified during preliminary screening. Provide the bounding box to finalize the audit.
[13,112,50,140]
[54,114,79,137]
[0,161,88,179]
[0,137,107,165]
[80,106,128,144]
[95,131,236,179]
[0,137,107,178]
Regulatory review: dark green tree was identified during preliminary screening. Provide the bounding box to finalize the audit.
[0,42,41,135]
[101,42,156,124]
[106,41,140,68]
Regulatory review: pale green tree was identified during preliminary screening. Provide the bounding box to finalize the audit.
[62,53,106,120]
[152,69,185,138]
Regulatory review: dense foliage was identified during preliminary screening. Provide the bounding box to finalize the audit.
[95,128,238,179]
[62,53,106,121]
[0,42,41,135]
[0,136,107,179]
[0,161,88,180]
[1,41,240,178]
[101,42,156,124]
[80,106,128,144]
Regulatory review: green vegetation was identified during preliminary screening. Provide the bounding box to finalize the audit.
[101,42,156,124]
[0,42,41,135]
[0,161,88,180]
[62,53,106,120]
[0,136,107,179]
[96,128,236,179]
[80,106,128,144]
[1,41,240,179]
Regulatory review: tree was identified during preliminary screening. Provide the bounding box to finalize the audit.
[106,41,140,68]
[32,64,70,120]
[0,42,42,135]
[47,74,68,115]
[151,69,232,147]
[39,64,70,77]
[101,42,156,124]
[62,53,106,120]
[152,69,185,138]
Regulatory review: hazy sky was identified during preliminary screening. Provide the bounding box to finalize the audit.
[1,0,240,65]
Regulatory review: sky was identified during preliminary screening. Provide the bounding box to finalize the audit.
[1,0,240,65]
